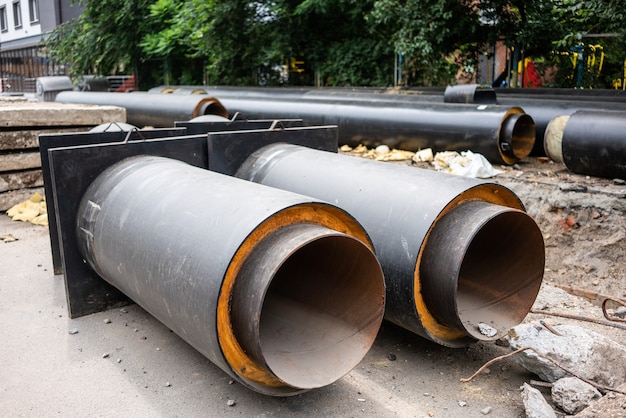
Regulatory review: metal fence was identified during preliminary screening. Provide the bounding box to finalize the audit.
[0,45,68,93]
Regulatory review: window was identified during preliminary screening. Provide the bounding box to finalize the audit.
[28,0,38,23]
[13,1,22,29]
[0,6,7,32]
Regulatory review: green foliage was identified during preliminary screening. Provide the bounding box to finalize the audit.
[46,0,152,79]
[45,0,626,88]
[319,38,394,87]
[547,0,626,88]
[367,0,479,86]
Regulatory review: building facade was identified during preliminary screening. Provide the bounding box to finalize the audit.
[0,0,81,92]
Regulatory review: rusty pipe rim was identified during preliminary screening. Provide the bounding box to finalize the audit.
[218,204,385,394]
[194,97,229,119]
[419,201,545,343]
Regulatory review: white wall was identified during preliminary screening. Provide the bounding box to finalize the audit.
[0,0,43,44]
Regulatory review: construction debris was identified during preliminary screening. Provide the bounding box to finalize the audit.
[6,192,48,226]
[551,377,601,414]
[508,322,626,388]
[521,383,557,418]
[432,150,503,178]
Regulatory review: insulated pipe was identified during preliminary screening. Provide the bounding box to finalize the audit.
[544,110,626,179]
[214,96,535,165]
[236,144,545,347]
[175,86,626,157]
[148,86,209,95]
[494,97,626,156]
[55,91,228,128]
[75,155,385,396]
[444,84,497,104]
[494,87,626,103]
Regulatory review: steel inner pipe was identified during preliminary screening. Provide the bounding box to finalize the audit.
[236,144,545,347]
[214,96,535,165]
[75,155,385,395]
[55,91,228,128]
[544,110,626,179]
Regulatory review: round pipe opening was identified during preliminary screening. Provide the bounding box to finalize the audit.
[231,227,384,390]
[196,97,229,119]
[457,208,544,339]
[260,233,383,389]
[500,113,536,161]
[420,202,544,341]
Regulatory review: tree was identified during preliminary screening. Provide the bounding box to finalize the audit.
[46,0,153,87]
[548,0,626,88]
[140,0,393,86]
[46,0,626,88]
[367,0,480,86]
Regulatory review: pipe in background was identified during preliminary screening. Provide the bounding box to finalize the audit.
[55,91,228,128]
[213,96,535,165]
[544,110,626,179]
[163,86,626,158]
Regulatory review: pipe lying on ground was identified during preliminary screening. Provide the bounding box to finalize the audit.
[544,110,626,179]
[494,97,626,156]
[494,87,626,103]
[214,96,535,165]
[170,85,626,158]
[75,155,385,395]
[235,144,545,347]
[61,88,536,163]
[55,91,228,128]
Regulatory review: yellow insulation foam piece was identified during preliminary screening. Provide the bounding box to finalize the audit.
[6,193,48,226]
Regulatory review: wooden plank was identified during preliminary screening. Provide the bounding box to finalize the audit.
[0,152,41,172]
[0,169,43,192]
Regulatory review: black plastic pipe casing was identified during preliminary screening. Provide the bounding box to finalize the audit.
[213,96,534,165]
[236,144,545,347]
[55,91,229,127]
[75,155,385,395]
[544,110,626,179]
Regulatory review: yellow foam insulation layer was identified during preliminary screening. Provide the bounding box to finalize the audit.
[340,144,419,162]
[6,192,48,226]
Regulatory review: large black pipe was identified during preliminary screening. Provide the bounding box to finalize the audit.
[213,96,535,165]
[63,89,535,164]
[544,110,626,179]
[236,144,545,347]
[76,155,385,395]
[159,86,626,157]
[494,87,626,103]
[55,91,229,128]
[494,97,626,156]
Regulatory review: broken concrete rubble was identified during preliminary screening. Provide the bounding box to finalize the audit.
[508,322,626,388]
[551,377,601,414]
[521,383,557,418]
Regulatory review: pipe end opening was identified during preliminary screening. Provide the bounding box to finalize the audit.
[261,234,383,388]
[421,202,544,342]
[457,207,545,340]
[232,225,385,390]
[501,113,536,162]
